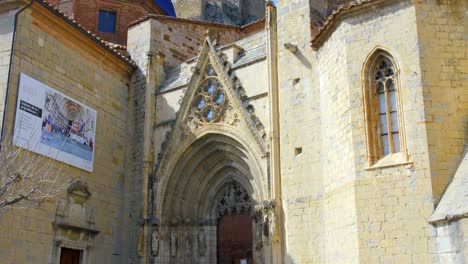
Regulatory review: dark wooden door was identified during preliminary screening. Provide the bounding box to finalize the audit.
[217,213,253,264]
[60,248,81,264]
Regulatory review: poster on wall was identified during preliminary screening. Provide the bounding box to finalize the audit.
[13,73,97,172]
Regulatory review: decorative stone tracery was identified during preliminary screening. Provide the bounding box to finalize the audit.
[191,76,226,124]
[215,182,252,218]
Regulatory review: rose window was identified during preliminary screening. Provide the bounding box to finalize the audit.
[192,78,226,123]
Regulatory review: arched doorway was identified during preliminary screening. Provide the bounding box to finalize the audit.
[154,132,270,264]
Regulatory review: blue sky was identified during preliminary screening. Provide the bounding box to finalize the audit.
[156,0,176,16]
[155,0,276,17]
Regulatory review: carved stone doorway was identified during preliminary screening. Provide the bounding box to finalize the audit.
[217,213,253,264]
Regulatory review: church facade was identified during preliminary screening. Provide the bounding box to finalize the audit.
[0,0,466,263]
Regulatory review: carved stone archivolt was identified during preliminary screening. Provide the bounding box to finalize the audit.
[215,182,252,218]
[154,37,270,212]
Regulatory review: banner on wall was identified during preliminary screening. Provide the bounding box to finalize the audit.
[13,73,97,172]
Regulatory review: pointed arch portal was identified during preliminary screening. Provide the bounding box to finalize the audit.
[154,132,272,264]
[151,36,274,264]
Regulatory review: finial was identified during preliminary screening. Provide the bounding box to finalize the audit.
[265,0,275,8]
[204,28,214,39]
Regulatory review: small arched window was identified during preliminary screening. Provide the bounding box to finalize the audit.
[363,50,406,165]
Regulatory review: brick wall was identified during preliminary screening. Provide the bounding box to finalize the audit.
[62,0,165,45]
[414,0,468,203]
[128,18,242,69]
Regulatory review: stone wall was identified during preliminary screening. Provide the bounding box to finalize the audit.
[172,0,203,19]
[276,0,324,263]
[276,0,450,263]
[463,219,468,263]
[173,0,265,26]
[413,0,468,203]
[318,1,435,263]
[0,2,133,263]
[431,220,468,264]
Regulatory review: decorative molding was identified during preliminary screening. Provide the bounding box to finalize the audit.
[67,180,92,203]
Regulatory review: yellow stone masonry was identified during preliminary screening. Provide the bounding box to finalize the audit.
[0,0,466,263]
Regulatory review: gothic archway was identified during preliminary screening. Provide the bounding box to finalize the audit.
[153,131,272,264]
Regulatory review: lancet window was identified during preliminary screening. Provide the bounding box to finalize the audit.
[364,51,406,164]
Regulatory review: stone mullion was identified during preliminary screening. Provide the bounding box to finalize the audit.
[384,76,394,154]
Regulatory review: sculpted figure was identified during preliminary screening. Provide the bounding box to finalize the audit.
[269,211,276,237]
[185,231,193,257]
[151,228,159,256]
[227,185,236,205]
[137,228,144,257]
[170,231,177,257]
[198,228,207,256]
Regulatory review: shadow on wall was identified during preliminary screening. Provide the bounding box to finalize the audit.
[284,44,312,70]
[154,90,178,168]
[285,255,297,264]
[295,49,312,69]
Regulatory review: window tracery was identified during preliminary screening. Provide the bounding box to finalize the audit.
[363,50,407,165]
[374,57,400,156]
[191,77,226,123]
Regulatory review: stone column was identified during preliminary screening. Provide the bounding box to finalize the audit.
[265,1,284,263]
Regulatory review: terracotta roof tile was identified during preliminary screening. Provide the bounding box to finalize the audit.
[311,0,392,49]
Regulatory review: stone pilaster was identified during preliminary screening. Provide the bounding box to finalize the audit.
[126,20,166,264]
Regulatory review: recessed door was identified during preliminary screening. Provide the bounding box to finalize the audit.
[217,213,253,264]
[60,247,81,264]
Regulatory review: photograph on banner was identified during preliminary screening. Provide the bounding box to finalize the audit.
[13,73,97,172]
